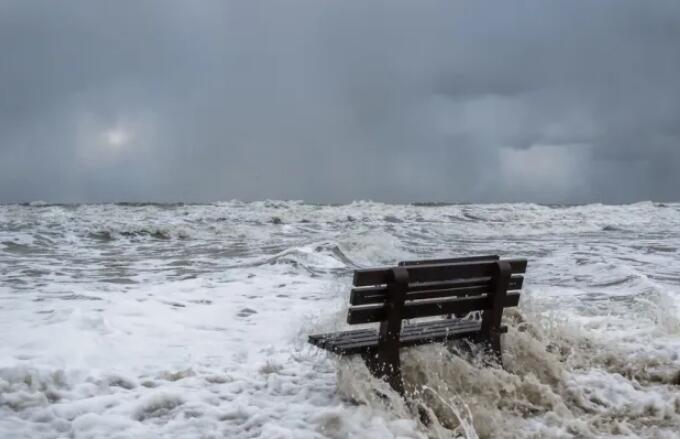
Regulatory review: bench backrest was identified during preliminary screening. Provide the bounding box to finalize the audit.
[347,255,526,324]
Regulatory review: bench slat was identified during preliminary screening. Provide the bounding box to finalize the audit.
[347,291,520,324]
[310,318,478,347]
[312,319,482,348]
[353,258,527,287]
[310,318,476,344]
[350,275,523,305]
[399,255,499,266]
[309,318,489,355]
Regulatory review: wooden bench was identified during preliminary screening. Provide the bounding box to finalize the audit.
[308,255,527,394]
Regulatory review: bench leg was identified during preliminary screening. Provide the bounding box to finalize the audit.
[363,266,408,395]
[362,348,404,395]
[487,331,503,367]
[478,261,511,367]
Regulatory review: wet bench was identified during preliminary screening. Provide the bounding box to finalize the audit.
[308,255,527,394]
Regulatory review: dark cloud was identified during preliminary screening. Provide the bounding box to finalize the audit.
[1,0,679,203]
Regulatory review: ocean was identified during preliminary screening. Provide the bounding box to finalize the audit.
[1,201,679,438]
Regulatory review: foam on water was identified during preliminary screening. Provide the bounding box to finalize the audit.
[334,304,680,438]
[1,201,679,438]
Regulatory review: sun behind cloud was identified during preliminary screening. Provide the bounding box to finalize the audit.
[101,128,130,148]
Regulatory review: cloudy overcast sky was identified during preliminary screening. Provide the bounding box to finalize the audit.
[1,0,679,204]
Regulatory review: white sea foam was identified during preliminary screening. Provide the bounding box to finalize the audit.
[1,201,679,438]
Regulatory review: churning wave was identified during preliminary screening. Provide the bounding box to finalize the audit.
[1,201,679,438]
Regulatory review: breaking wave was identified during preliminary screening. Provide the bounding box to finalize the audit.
[336,306,680,439]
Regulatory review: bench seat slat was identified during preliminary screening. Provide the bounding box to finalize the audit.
[309,318,495,355]
[350,275,523,305]
[347,291,520,324]
[353,258,527,287]
[311,319,482,348]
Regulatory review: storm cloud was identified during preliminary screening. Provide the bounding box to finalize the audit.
[1,0,679,203]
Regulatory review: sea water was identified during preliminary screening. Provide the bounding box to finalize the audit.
[1,201,679,438]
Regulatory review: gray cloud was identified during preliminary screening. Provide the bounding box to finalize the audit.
[1,0,679,203]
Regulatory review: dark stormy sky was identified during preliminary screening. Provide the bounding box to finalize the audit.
[1,1,679,204]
